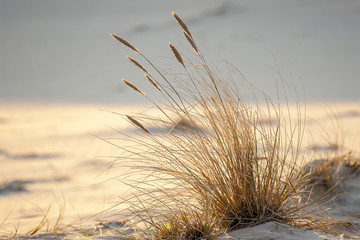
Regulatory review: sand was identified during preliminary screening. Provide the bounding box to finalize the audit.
[215,222,347,240]
[0,103,359,239]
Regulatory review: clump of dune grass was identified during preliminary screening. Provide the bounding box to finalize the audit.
[305,110,360,196]
[306,151,360,195]
[109,12,354,239]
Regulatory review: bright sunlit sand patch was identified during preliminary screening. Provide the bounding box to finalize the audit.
[0,104,148,236]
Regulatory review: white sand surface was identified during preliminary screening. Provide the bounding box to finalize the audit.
[0,103,359,239]
[215,222,348,240]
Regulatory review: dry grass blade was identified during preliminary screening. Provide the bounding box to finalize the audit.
[110,33,139,54]
[122,79,146,96]
[183,30,198,54]
[145,74,162,93]
[127,115,150,134]
[169,43,184,66]
[172,12,193,39]
[26,207,50,236]
[26,220,45,236]
[127,56,149,74]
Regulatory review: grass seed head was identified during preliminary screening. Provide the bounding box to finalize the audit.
[110,33,139,54]
[126,56,149,74]
[169,43,184,67]
[183,30,198,54]
[145,74,162,93]
[172,12,193,39]
[122,78,146,96]
[126,115,150,134]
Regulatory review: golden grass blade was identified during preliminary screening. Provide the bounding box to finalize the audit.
[127,115,150,134]
[26,220,45,236]
[26,207,50,235]
[183,30,198,54]
[110,33,139,54]
[145,74,162,93]
[172,12,193,39]
[127,56,149,74]
[122,79,146,96]
[169,43,184,66]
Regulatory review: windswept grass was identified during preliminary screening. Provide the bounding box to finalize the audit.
[110,12,354,239]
